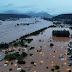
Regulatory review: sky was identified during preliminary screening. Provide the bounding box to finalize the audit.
[0,0,72,15]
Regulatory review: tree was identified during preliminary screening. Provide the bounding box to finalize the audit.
[51,68,54,71]
[55,65,60,70]
[17,61,26,64]
[20,70,26,72]
[50,43,54,47]
[31,61,35,64]
[69,70,71,72]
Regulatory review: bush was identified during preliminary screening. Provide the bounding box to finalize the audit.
[52,30,70,37]
[55,65,60,69]
[57,71,60,72]
[30,47,34,50]
[5,54,16,61]
[17,61,26,64]
[5,52,27,61]
[68,65,71,67]
[50,43,54,47]
[20,70,26,72]
[5,51,8,54]
[18,52,27,61]
[17,55,23,61]
[31,61,35,64]
[24,39,33,43]
[11,62,13,65]
[30,54,33,56]
[22,52,28,57]
[0,43,9,49]
[46,67,49,69]
[37,49,42,52]
[9,68,13,71]
[51,68,55,71]
[69,70,71,72]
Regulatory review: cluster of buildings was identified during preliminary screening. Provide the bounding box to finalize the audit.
[67,41,72,65]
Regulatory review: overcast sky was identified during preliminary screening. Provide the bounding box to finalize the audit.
[0,0,72,15]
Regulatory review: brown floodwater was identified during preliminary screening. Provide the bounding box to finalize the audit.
[0,28,72,72]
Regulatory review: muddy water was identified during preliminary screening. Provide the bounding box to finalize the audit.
[23,28,71,72]
[0,18,53,43]
[0,28,72,72]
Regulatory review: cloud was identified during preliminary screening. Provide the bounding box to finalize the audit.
[3,10,19,14]
[4,4,14,7]
[0,0,72,15]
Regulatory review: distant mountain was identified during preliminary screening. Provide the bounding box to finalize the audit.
[0,14,30,20]
[53,14,72,20]
[25,12,52,18]
[3,10,19,14]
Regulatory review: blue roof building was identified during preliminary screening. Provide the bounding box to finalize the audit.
[0,55,5,61]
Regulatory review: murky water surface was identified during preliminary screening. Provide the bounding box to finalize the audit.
[0,19,72,72]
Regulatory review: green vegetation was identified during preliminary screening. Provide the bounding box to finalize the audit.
[51,68,55,71]
[5,51,8,54]
[53,22,61,24]
[23,39,33,43]
[31,61,35,64]
[11,62,13,65]
[64,20,72,24]
[69,27,72,29]
[67,53,71,55]
[55,65,60,70]
[5,53,16,61]
[5,52,27,61]
[68,65,71,67]
[18,52,27,61]
[48,25,56,28]
[29,47,35,50]
[17,61,26,64]
[52,30,70,37]
[69,70,71,72]
[0,43,9,49]
[46,67,49,69]
[37,49,42,52]
[20,70,26,72]
[30,54,33,56]
[50,43,54,47]
[9,68,13,71]
[57,71,60,72]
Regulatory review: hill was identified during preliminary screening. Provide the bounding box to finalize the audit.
[0,14,30,20]
[25,12,52,18]
[53,14,72,20]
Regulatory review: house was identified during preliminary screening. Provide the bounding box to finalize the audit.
[59,57,64,60]
[22,48,27,50]
[22,48,28,52]
[2,50,6,52]
[69,40,72,47]
[68,61,72,64]
[4,63,8,66]
[67,48,72,54]
[17,65,22,70]
[0,55,5,61]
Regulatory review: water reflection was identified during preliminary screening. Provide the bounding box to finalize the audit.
[52,36,69,42]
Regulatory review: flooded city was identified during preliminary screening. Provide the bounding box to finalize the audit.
[0,0,72,72]
[0,18,72,72]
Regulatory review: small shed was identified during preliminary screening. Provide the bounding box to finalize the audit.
[4,63,8,66]
[17,65,22,70]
